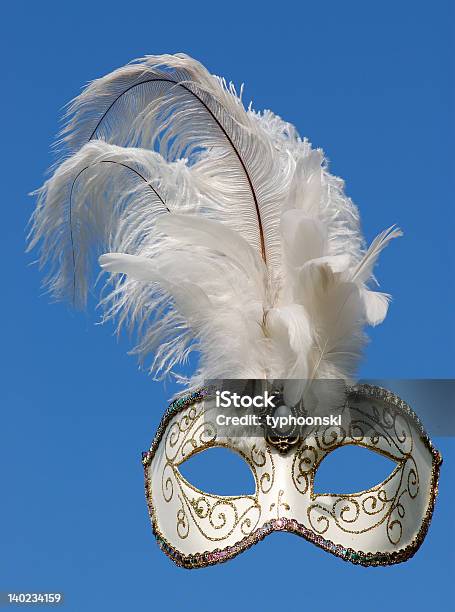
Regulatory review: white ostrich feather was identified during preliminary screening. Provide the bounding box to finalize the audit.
[29,53,401,396]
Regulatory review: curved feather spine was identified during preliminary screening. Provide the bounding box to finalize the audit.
[60,54,295,270]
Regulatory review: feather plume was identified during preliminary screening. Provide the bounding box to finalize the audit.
[29,53,401,397]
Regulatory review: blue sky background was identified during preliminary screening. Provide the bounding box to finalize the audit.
[1,1,454,610]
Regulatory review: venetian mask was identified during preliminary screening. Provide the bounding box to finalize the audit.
[142,384,441,568]
[30,54,442,569]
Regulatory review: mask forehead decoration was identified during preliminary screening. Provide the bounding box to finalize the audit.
[29,54,441,567]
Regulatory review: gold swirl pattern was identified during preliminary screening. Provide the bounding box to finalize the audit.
[160,402,264,542]
[176,496,189,539]
[292,444,319,494]
[299,395,420,546]
[250,444,275,494]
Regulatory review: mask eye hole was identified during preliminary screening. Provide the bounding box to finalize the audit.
[178,446,255,496]
[313,445,398,495]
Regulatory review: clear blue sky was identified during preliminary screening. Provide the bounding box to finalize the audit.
[1,1,454,610]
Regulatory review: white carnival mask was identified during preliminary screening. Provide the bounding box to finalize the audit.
[30,54,443,568]
[142,384,441,568]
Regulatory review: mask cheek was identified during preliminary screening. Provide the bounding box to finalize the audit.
[301,412,440,560]
[144,401,263,562]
